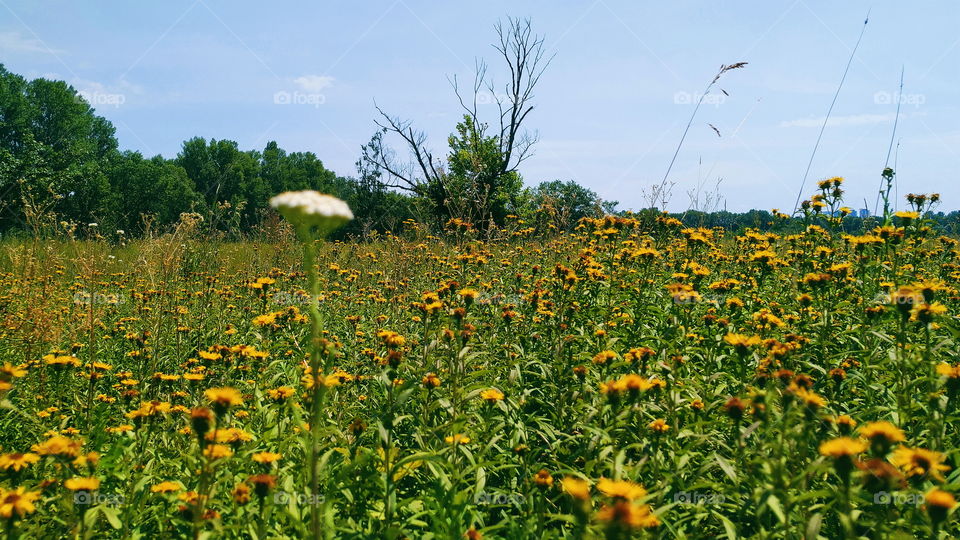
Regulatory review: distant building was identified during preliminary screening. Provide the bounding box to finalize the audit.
[858,208,869,218]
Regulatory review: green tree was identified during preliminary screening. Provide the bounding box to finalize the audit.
[439,116,524,227]
[0,65,118,231]
[532,180,615,230]
[175,137,262,228]
[362,18,549,231]
[106,152,200,233]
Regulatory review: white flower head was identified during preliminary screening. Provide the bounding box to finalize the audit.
[270,190,353,238]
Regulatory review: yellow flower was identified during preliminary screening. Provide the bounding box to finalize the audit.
[203,444,234,460]
[252,314,277,327]
[890,287,922,314]
[596,501,660,529]
[936,363,960,378]
[0,452,39,472]
[561,477,590,500]
[623,347,656,364]
[205,387,243,409]
[0,363,27,379]
[479,388,504,402]
[248,474,277,497]
[533,469,554,487]
[198,350,222,361]
[859,421,905,446]
[127,400,171,419]
[819,437,867,458]
[925,489,956,509]
[724,333,761,353]
[72,452,99,468]
[0,487,41,518]
[43,354,81,368]
[894,210,919,221]
[64,477,100,491]
[32,435,82,458]
[377,330,406,348]
[233,482,252,504]
[422,373,441,388]
[444,434,471,445]
[178,491,201,504]
[834,415,857,434]
[891,447,950,482]
[648,419,670,433]
[206,428,253,444]
[926,489,957,523]
[266,386,295,401]
[301,373,343,390]
[912,302,947,324]
[795,387,827,410]
[592,350,617,365]
[151,481,182,494]
[596,478,647,501]
[252,452,282,464]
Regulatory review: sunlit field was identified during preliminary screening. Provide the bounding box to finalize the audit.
[1,188,958,539]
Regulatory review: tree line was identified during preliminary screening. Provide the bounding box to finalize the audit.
[0,58,617,239]
[6,10,957,242]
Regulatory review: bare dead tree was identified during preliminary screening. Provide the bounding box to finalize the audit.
[362,17,552,227]
[368,110,442,196]
[489,17,551,176]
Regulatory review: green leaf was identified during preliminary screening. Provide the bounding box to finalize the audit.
[718,514,738,539]
[766,494,786,524]
[100,506,123,529]
[715,454,737,481]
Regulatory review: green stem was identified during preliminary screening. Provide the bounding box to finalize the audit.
[304,238,327,540]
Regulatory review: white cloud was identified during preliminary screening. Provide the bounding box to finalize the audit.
[293,75,334,92]
[0,31,62,54]
[779,113,903,128]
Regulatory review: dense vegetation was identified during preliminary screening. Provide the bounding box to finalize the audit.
[5,64,958,243]
[0,64,626,239]
[4,10,960,534]
[1,191,960,538]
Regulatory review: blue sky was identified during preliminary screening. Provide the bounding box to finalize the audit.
[2,0,958,212]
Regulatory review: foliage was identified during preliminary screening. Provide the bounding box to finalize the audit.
[0,66,416,239]
[530,180,617,231]
[0,184,959,538]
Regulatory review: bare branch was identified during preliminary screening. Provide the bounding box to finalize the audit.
[492,17,554,176]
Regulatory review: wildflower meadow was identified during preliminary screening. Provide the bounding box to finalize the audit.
[1,183,958,539]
